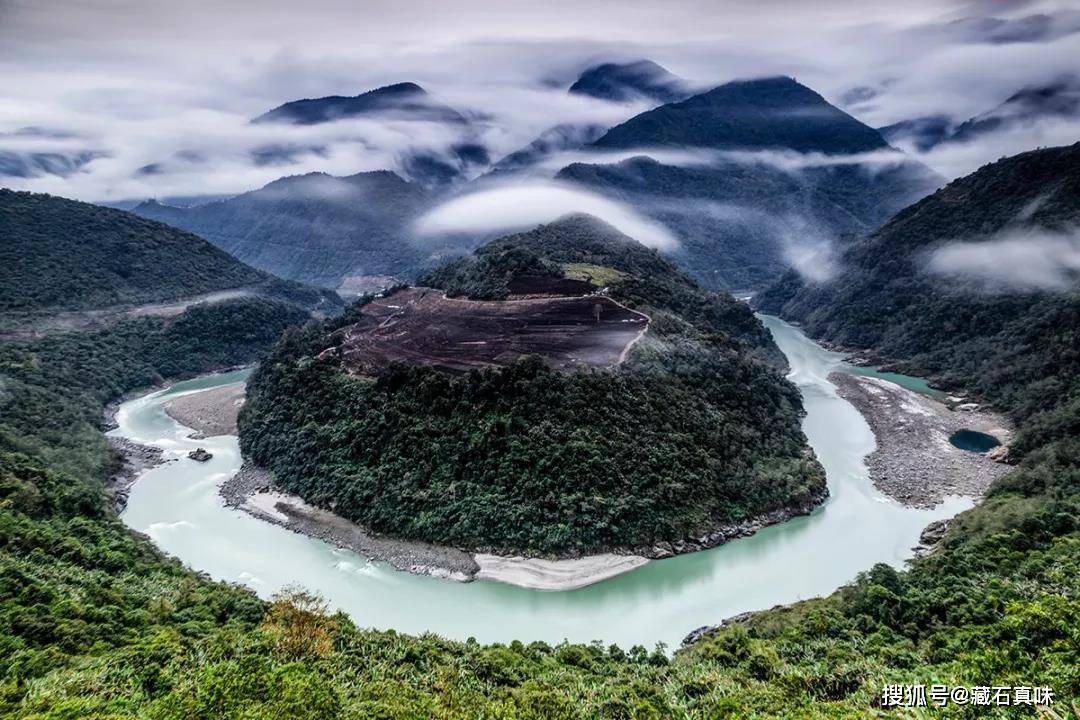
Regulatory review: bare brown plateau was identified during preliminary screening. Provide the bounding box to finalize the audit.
[327,287,649,374]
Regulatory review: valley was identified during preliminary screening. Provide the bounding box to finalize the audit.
[2,6,1078,713]
[114,317,973,647]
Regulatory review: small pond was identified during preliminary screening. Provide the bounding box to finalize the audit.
[949,430,1001,453]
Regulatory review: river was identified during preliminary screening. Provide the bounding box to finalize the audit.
[114,316,970,650]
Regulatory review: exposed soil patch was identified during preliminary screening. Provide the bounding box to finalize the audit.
[328,287,648,374]
[506,275,595,297]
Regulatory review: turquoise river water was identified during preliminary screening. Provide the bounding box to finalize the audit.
[115,316,970,650]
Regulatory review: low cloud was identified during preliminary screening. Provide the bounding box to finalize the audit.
[414,181,679,250]
[927,228,1080,291]
[779,219,840,283]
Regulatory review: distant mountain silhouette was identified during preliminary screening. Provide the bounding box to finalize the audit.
[592,76,890,154]
[486,123,608,177]
[569,60,689,104]
[557,77,939,290]
[252,82,467,125]
[134,171,434,288]
[879,75,1080,150]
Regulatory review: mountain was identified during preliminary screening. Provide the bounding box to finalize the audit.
[486,123,607,176]
[251,82,486,188]
[877,114,956,152]
[252,82,467,125]
[240,213,823,557]
[568,60,689,104]
[949,74,1080,144]
[133,171,433,290]
[556,77,940,290]
[0,188,336,315]
[881,75,1080,151]
[592,76,890,153]
[756,142,1080,433]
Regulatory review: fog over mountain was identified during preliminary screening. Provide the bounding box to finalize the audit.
[2,0,1079,204]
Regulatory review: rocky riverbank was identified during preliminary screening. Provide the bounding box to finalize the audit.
[173,374,831,590]
[829,372,1012,507]
[163,382,245,437]
[106,436,168,512]
[221,464,480,582]
[634,479,829,560]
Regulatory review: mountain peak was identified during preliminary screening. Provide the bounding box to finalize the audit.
[251,81,466,125]
[569,59,688,104]
[591,75,890,154]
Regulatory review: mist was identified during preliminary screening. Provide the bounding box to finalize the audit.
[414,182,679,250]
[2,0,1079,203]
[927,228,1080,291]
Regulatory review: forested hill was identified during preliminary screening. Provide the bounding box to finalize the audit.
[420,212,777,357]
[568,59,688,104]
[133,171,432,288]
[756,142,1080,439]
[0,188,336,313]
[555,77,941,291]
[240,214,824,556]
[591,76,890,153]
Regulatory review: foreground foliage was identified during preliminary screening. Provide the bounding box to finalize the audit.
[1,160,1077,715]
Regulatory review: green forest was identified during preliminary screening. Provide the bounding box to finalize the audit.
[0,153,1077,716]
[240,215,822,555]
[1,281,1076,717]
[0,189,337,316]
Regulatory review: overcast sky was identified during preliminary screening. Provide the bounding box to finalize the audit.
[2,0,1079,201]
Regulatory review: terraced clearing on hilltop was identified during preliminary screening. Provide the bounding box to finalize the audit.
[325,286,649,374]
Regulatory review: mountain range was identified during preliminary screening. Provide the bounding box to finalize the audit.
[879,74,1080,151]
[133,73,940,294]
[560,76,941,289]
[756,142,1080,436]
[133,171,434,290]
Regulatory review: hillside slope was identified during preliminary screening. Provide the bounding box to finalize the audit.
[134,171,432,289]
[558,77,940,290]
[0,189,330,313]
[757,143,1080,439]
[240,214,824,556]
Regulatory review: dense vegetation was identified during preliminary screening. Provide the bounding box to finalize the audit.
[0,153,1077,715]
[756,143,1080,448]
[554,78,940,290]
[134,171,435,288]
[240,215,821,554]
[420,213,778,357]
[591,76,891,154]
[0,298,308,478]
[0,189,334,313]
[567,59,687,104]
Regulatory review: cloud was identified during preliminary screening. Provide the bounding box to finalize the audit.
[414,181,679,250]
[778,220,840,283]
[927,228,1080,291]
[1,0,1079,203]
